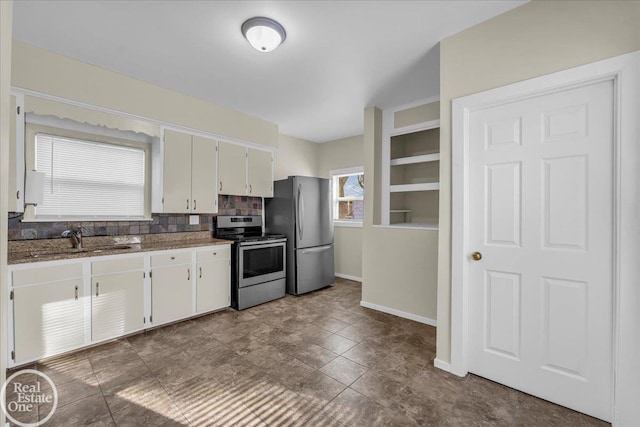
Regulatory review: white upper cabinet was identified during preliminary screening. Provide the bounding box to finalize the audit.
[9,94,25,213]
[191,135,218,213]
[218,141,247,196]
[219,142,274,197]
[247,148,273,197]
[163,129,192,213]
[159,129,218,213]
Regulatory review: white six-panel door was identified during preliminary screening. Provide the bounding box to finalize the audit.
[467,80,614,421]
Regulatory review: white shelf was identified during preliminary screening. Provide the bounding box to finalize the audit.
[390,153,440,166]
[390,182,440,192]
[376,222,439,230]
[381,115,440,227]
[390,222,438,229]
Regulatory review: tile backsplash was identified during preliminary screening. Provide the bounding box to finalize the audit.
[218,195,262,216]
[8,195,263,241]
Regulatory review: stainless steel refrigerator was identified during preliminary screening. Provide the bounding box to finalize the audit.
[265,176,335,295]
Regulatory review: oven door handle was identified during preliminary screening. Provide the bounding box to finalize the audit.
[300,245,332,254]
[239,239,287,247]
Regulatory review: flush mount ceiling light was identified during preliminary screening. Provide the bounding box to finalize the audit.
[241,17,286,52]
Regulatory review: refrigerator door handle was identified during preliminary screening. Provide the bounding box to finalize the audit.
[300,245,332,254]
[297,183,304,240]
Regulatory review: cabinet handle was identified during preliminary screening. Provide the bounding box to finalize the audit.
[96,282,100,297]
[187,268,190,281]
[171,256,175,260]
[219,181,222,192]
[193,199,196,211]
[249,184,252,194]
[186,199,189,210]
[199,267,202,279]
[75,285,78,300]
[213,252,217,256]
[16,190,20,200]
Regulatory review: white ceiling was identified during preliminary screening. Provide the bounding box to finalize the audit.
[12,1,525,143]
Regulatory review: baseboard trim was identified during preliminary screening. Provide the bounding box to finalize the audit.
[434,358,467,377]
[335,273,362,282]
[360,300,437,326]
[434,358,454,373]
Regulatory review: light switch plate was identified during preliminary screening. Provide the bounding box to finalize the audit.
[189,215,199,225]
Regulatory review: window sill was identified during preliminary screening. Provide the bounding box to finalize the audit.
[334,221,363,228]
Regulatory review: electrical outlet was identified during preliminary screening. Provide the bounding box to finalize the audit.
[189,215,199,225]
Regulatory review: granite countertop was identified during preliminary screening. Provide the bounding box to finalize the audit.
[8,231,233,265]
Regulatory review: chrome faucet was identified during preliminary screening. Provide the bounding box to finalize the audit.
[62,228,83,249]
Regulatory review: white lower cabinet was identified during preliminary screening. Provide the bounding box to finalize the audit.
[91,270,145,342]
[151,256,193,326]
[13,277,86,364]
[196,248,231,313]
[91,256,145,342]
[9,245,230,367]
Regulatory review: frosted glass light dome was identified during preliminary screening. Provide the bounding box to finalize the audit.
[241,17,286,52]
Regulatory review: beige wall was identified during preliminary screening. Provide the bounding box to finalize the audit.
[275,134,318,180]
[394,101,440,129]
[333,226,363,279]
[362,102,439,321]
[0,0,12,412]
[317,135,364,279]
[12,41,279,147]
[437,0,640,363]
[316,135,364,179]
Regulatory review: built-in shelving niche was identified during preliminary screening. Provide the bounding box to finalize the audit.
[386,126,440,228]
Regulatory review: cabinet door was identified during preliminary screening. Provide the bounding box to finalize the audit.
[163,129,192,213]
[247,148,273,197]
[152,264,193,325]
[92,271,144,342]
[9,95,25,213]
[13,279,86,363]
[218,142,247,196]
[191,135,218,213]
[196,259,230,313]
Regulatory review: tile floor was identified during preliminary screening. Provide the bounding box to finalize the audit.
[7,278,609,426]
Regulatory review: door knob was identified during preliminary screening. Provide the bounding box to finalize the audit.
[471,251,482,261]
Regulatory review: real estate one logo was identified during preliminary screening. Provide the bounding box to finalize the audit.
[0,369,58,427]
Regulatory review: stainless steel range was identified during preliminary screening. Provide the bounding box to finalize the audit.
[215,216,287,310]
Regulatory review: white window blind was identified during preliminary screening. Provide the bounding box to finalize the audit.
[35,134,146,219]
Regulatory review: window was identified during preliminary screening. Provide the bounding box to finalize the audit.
[33,133,148,220]
[331,167,364,225]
